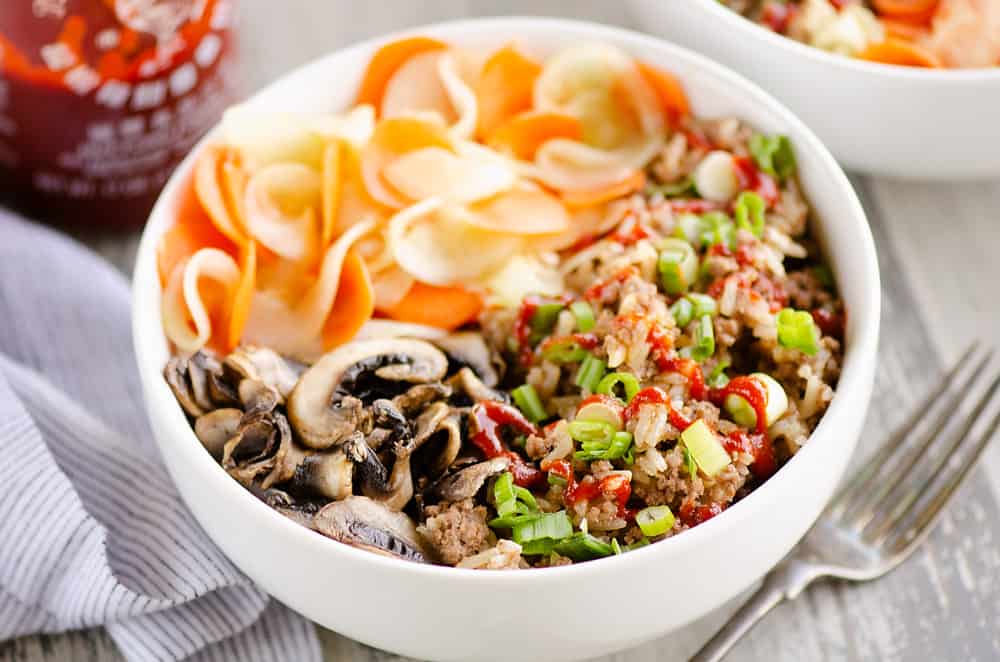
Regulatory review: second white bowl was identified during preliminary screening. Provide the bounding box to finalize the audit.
[628,0,1000,179]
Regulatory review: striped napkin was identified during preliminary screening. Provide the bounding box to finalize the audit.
[0,210,322,662]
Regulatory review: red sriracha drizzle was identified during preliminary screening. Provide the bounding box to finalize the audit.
[547,460,634,519]
[761,0,796,33]
[624,387,693,430]
[668,198,725,215]
[679,501,724,528]
[733,155,779,207]
[709,376,768,434]
[471,401,545,488]
[724,430,776,479]
[813,308,845,339]
[585,266,639,302]
[541,332,600,354]
[514,294,571,366]
[658,355,708,401]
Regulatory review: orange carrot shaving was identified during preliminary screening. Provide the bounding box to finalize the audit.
[227,240,257,351]
[881,17,932,41]
[321,141,343,247]
[637,62,690,125]
[355,36,448,112]
[382,282,483,330]
[475,45,543,140]
[561,170,646,209]
[194,146,247,246]
[872,0,939,22]
[487,111,583,161]
[859,38,942,67]
[157,179,235,287]
[322,249,375,348]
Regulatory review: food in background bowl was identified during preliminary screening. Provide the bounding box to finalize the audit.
[158,36,844,568]
[721,0,1000,68]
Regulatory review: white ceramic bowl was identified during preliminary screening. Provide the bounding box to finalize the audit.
[132,18,880,662]
[627,0,1000,179]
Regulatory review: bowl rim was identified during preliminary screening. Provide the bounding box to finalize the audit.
[690,0,1000,82]
[133,16,881,585]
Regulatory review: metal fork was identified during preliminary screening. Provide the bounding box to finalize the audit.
[691,342,1000,662]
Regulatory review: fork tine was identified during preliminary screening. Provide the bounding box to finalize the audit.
[846,347,993,531]
[863,370,1000,546]
[827,341,982,520]
[886,391,1000,559]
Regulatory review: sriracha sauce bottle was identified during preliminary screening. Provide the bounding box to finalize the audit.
[0,0,241,230]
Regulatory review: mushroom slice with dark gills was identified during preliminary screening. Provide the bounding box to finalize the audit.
[447,367,508,405]
[287,338,448,450]
[430,456,511,502]
[391,382,452,417]
[313,496,437,563]
[434,332,503,387]
[224,346,304,404]
[221,409,290,487]
[194,408,242,459]
[253,487,323,530]
[164,350,237,417]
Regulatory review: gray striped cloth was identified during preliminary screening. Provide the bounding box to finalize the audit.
[0,210,322,662]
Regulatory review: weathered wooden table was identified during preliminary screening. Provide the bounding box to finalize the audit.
[4,2,999,660]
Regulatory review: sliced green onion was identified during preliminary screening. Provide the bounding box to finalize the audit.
[512,511,574,548]
[700,211,735,250]
[611,538,623,555]
[657,238,699,296]
[541,338,590,364]
[596,372,641,403]
[682,445,698,478]
[689,315,715,362]
[707,358,731,388]
[734,191,765,237]
[670,297,694,328]
[531,302,564,335]
[519,538,559,556]
[548,472,568,488]
[568,420,615,445]
[569,300,596,332]
[511,384,547,423]
[553,531,615,561]
[687,293,718,318]
[574,430,634,462]
[575,354,607,392]
[749,133,796,182]
[776,308,820,356]
[636,505,676,537]
[494,471,516,516]
[673,213,704,246]
[626,537,651,551]
[513,485,539,512]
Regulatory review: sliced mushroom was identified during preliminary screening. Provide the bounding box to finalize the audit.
[313,496,437,563]
[431,456,511,502]
[391,382,452,416]
[447,367,507,404]
[255,488,322,529]
[194,408,242,459]
[224,346,304,403]
[221,410,288,487]
[287,339,447,449]
[288,448,355,500]
[238,378,280,415]
[435,332,501,387]
[424,413,463,477]
[164,351,237,417]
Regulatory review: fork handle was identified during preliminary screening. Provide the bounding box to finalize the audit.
[688,571,789,662]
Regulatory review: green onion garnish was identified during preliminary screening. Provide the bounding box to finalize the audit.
[547,472,567,488]
[700,211,735,250]
[541,338,590,364]
[626,537,651,552]
[611,538,623,555]
[707,358,731,388]
[568,420,616,445]
[749,133,796,182]
[494,471,516,516]
[553,531,615,561]
[512,511,574,549]
[490,472,543,528]
[657,238,699,296]
[511,384,547,423]
[569,300,596,332]
[776,308,820,356]
[687,292,718,318]
[575,354,606,392]
[574,430,634,462]
[689,315,716,362]
[596,372,640,403]
[734,191,765,237]
[530,302,564,343]
[682,445,698,478]
[673,213,704,247]
[636,505,676,537]
[670,297,694,328]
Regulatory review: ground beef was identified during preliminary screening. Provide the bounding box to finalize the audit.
[419,498,490,565]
